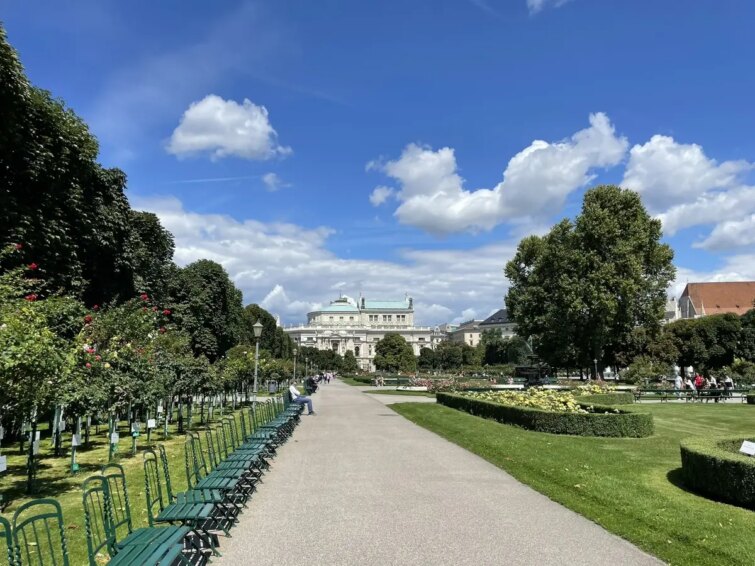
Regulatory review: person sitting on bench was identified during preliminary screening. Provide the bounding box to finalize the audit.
[289,383,316,415]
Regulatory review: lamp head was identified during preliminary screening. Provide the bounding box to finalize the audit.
[253,320,263,339]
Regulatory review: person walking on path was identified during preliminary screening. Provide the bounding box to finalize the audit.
[289,383,316,415]
[674,374,683,399]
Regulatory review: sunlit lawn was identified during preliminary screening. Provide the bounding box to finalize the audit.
[392,401,755,566]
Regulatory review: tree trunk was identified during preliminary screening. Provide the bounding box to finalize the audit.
[26,418,37,494]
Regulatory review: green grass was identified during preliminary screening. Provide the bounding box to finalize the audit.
[0,409,248,566]
[340,377,368,386]
[363,389,436,397]
[391,401,755,566]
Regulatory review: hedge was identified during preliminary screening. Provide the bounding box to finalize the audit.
[747,392,755,405]
[436,393,653,437]
[680,437,755,509]
[579,392,635,405]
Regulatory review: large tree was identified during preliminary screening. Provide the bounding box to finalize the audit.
[505,185,675,375]
[168,260,244,362]
[241,304,294,359]
[664,313,742,372]
[0,26,139,306]
[374,333,416,373]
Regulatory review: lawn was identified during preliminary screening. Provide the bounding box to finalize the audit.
[362,389,436,397]
[392,401,755,566]
[0,408,249,566]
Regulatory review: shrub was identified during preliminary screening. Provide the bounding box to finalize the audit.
[579,392,635,405]
[746,392,755,405]
[436,393,653,437]
[680,437,755,510]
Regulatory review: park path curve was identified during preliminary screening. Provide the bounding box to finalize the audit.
[217,380,662,566]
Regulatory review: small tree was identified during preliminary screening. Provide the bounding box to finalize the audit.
[342,350,359,373]
[374,334,416,373]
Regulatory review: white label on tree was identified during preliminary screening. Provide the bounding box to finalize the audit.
[58,420,66,432]
[86,416,91,427]
[0,456,6,472]
[157,406,164,414]
[0,425,4,440]
[71,434,81,447]
[34,431,41,441]
[131,423,141,433]
[147,419,156,429]
[32,440,40,455]
[739,441,755,456]
[110,433,119,444]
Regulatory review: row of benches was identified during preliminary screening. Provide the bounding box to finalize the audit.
[633,388,751,403]
[0,395,302,566]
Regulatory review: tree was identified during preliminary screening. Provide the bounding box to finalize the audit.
[0,26,139,306]
[241,304,294,359]
[461,343,481,366]
[374,333,416,373]
[665,313,742,373]
[168,260,244,362]
[417,347,437,370]
[127,211,175,304]
[342,350,359,373]
[505,185,675,376]
[435,341,463,370]
[738,308,755,362]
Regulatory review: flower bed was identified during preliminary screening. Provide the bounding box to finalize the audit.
[437,392,653,437]
[680,437,755,509]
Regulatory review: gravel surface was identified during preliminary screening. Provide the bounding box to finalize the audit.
[217,380,663,566]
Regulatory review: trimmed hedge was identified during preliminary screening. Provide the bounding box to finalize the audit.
[436,393,653,437]
[680,437,755,509]
[579,392,635,405]
[746,392,755,405]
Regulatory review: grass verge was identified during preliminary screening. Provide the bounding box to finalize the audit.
[391,401,755,566]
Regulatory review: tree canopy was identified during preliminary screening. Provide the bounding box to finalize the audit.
[374,333,416,373]
[505,185,675,375]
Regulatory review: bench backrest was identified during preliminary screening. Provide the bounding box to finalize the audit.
[81,476,115,566]
[12,499,69,566]
[100,464,133,543]
[0,515,15,566]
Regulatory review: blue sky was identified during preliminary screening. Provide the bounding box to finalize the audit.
[4,0,755,324]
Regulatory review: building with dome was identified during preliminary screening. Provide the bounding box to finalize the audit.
[283,296,445,371]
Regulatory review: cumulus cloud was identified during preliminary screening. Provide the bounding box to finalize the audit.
[369,186,395,206]
[527,0,572,14]
[167,94,292,161]
[262,172,289,191]
[134,196,514,326]
[694,214,755,251]
[370,113,627,235]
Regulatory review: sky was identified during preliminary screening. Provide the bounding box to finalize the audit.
[4,0,755,326]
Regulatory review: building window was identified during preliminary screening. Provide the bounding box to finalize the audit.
[339,316,344,321]
[419,337,425,342]
[369,314,378,322]
[329,316,333,321]
[383,315,392,322]
[349,316,354,321]
[355,346,360,356]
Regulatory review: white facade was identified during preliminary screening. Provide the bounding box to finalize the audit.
[449,320,483,347]
[284,297,445,372]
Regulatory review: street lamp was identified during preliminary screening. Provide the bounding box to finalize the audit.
[293,347,298,383]
[593,358,598,381]
[252,321,263,407]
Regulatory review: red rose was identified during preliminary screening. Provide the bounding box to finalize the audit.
[28,263,38,270]
[24,293,37,302]
[14,243,23,250]
[87,348,95,354]
[162,309,171,316]
[85,363,92,369]
[84,314,93,324]
[95,355,101,361]
[159,327,166,334]
[140,293,149,301]
[93,304,99,311]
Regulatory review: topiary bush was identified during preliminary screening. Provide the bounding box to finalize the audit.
[680,437,755,510]
[579,392,635,405]
[746,392,755,405]
[436,393,653,437]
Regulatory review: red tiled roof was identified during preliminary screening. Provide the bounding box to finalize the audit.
[681,282,755,316]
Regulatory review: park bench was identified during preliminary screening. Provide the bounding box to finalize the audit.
[12,498,70,566]
[0,515,13,566]
[634,388,750,403]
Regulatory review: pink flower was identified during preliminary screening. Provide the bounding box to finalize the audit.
[152,306,158,312]
[85,363,92,369]
[84,314,93,324]
[159,327,166,334]
[24,293,37,302]
[140,293,149,301]
[95,355,101,361]
[14,243,22,250]
[162,309,171,316]
[28,263,38,270]
[93,304,99,311]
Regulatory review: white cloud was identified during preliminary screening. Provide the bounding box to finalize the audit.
[657,187,755,236]
[262,172,289,191]
[371,113,627,235]
[622,135,750,212]
[133,196,513,326]
[369,186,395,206]
[527,0,572,14]
[694,214,755,251]
[167,95,292,161]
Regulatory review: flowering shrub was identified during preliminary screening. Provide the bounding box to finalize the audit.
[408,377,477,393]
[463,388,589,414]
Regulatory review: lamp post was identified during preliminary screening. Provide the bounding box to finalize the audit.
[293,347,298,383]
[593,358,598,381]
[252,321,263,408]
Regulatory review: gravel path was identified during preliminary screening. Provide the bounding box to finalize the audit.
[217,380,663,565]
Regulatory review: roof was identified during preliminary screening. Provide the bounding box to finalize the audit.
[318,303,359,313]
[681,282,755,316]
[363,300,410,310]
[480,308,511,326]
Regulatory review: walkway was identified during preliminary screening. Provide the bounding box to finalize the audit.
[217,381,662,565]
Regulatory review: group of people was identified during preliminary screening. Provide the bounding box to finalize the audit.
[288,372,337,415]
[673,372,735,401]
